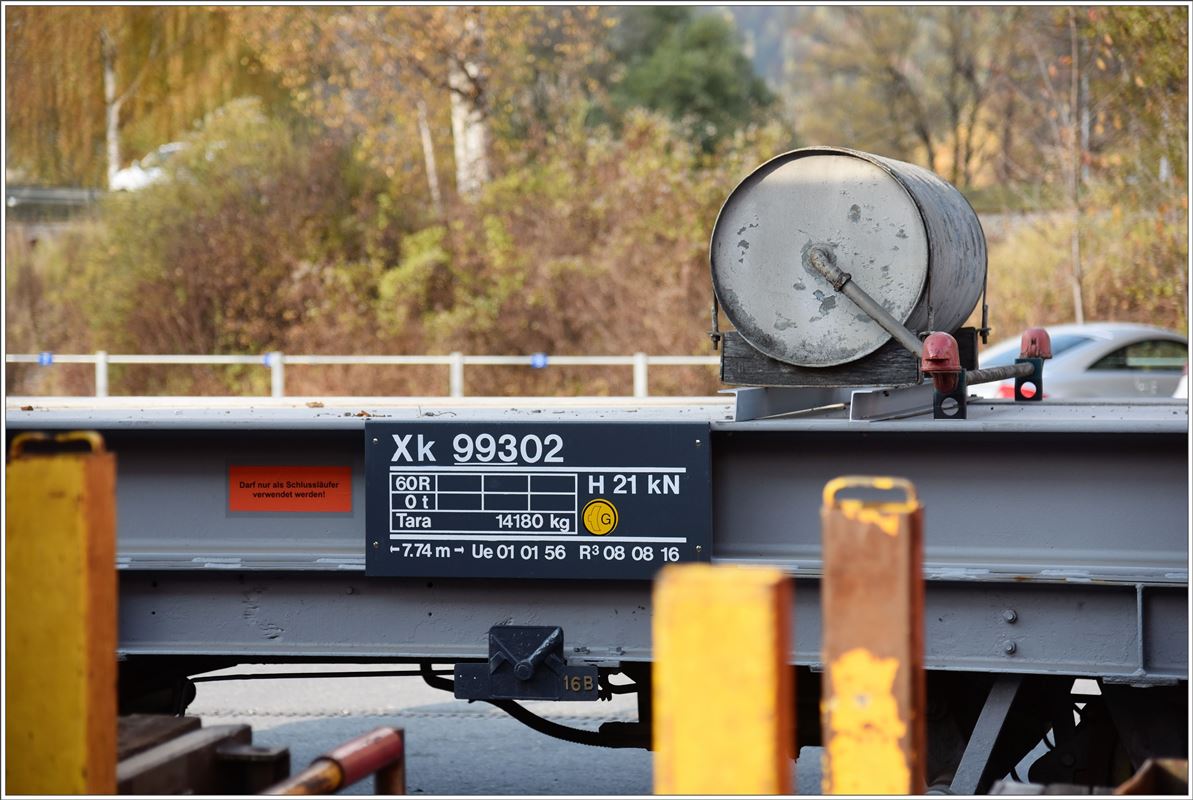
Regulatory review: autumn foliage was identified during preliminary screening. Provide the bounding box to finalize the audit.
[4,6,1187,397]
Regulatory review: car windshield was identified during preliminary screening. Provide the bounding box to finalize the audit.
[980,333,1093,368]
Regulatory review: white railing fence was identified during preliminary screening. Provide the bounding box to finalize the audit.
[5,352,720,399]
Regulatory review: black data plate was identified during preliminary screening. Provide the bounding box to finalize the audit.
[364,421,712,579]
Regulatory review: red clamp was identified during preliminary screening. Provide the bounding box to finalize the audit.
[921,332,962,393]
[1019,327,1053,359]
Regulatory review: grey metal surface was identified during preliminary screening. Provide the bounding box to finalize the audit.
[116,573,1186,681]
[950,675,1024,794]
[36,412,1184,581]
[6,396,1184,432]
[7,398,1187,681]
[7,400,1186,582]
[5,398,735,431]
[732,386,852,421]
[710,147,986,367]
[849,382,934,420]
[710,424,1186,583]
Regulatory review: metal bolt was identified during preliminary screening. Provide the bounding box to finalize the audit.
[372,437,379,444]
[695,545,702,555]
[1004,641,1017,655]
[1002,609,1018,623]
[372,540,379,549]
[695,439,702,447]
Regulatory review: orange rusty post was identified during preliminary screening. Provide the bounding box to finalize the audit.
[5,432,117,794]
[262,726,405,795]
[820,476,925,794]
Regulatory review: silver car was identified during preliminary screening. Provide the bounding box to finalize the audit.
[970,322,1188,399]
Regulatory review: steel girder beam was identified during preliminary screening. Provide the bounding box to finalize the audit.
[7,403,1188,682]
[116,572,1186,681]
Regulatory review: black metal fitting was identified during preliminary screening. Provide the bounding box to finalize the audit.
[454,626,599,701]
[1013,357,1044,401]
[933,370,969,420]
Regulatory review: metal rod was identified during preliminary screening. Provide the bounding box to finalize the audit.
[633,352,649,398]
[5,353,719,367]
[6,352,719,402]
[95,351,109,398]
[807,248,924,357]
[192,668,454,683]
[269,351,285,398]
[948,675,1024,794]
[965,363,1033,386]
[112,354,261,364]
[262,759,343,795]
[263,727,405,795]
[449,352,464,398]
[375,731,406,794]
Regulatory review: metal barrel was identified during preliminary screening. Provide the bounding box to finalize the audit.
[710,146,987,368]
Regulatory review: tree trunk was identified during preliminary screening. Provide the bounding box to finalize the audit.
[998,92,1015,184]
[448,14,489,200]
[101,29,122,190]
[448,65,489,199]
[416,99,444,218]
[1068,9,1085,324]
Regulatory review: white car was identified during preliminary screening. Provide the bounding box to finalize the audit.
[970,322,1187,400]
[110,142,186,191]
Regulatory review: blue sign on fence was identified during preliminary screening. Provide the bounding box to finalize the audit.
[530,353,549,369]
[37,352,53,366]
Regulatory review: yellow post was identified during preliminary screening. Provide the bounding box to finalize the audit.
[5,432,117,794]
[653,563,793,795]
[820,476,925,795]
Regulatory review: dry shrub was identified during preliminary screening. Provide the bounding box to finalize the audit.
[377,112,787,396]
[11,104,791,398]
[982,197,1188,345]
[5,220,105,395]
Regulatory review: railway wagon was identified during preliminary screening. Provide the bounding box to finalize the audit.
[6,147,1187,793]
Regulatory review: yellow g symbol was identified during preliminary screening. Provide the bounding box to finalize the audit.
[582,498,618,535]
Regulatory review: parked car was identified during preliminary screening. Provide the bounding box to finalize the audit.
[970,322,1187,399]
[110,142,186,191]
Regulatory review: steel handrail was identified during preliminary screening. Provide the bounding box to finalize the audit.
[5,351,721,399]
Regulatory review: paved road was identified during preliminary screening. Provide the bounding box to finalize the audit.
[190,663,821,795]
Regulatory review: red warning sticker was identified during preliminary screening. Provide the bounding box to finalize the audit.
[229,465,352,513]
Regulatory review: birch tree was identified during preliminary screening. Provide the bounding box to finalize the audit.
[100,19,163,188]
[236,6,609,206]
[5,6,279,187]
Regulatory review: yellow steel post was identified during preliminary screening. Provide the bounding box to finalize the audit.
[653,563,793,795]
[820,476,925,795]
[5,432,117,794]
